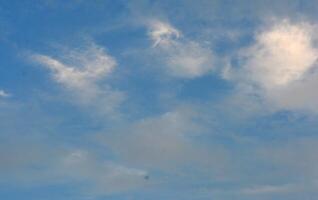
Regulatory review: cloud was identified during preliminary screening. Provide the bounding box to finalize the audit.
[0,138,149,196]
[267,72,318,112]
[56,149,149,195]
[242,19,317,88]
[239,184,296,195]
[99,106,229,181]
[104,108,200,169]
[200,183,298,198]
[226,19,318,113]
[31,43,125,116]
[148,20,180,47]
[259,138,318,179]
[0,90,10,98]
[148,20,214,78]
[0,98,148,196]
[32,43,115,93]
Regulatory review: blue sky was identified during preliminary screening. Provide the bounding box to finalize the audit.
[1,0,318,199]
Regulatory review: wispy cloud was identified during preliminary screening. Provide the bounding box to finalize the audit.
[239,184,296,195]
[0,90,10,98]
[147,20,215,78]
[31,42,125,116]
[148,20,180,47]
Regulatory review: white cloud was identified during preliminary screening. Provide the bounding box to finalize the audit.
[32,43,125,115]
[0,90,10,98]
[32,44,115,93]
[266,71,318,112]
[148,20,214,78]
[148,20,180,47]
[242,19,317,89]
[226,19,318,113]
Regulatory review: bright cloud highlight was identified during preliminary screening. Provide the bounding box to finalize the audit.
[148,20,214,78]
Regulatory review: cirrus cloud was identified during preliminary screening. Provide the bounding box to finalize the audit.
[31,43,125,116]
[148,20,215,79]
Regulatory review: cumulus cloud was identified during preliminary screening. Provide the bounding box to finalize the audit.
[148,20,214,78]
[266,72,318,112]
[226,19,318,113]
[32,43,124,115]
[242,19,317,88]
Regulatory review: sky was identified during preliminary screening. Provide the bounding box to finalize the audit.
[1,0,318,199]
